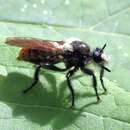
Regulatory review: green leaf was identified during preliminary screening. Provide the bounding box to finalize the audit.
[0,0,130,130]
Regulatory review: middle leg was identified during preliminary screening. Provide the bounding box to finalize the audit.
[66,67,78,107]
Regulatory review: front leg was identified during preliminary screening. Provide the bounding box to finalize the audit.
[81,67,100,102]
[100,65,111,93]
[100,67,107,93]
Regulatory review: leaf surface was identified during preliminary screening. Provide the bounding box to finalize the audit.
[0,0,130,130]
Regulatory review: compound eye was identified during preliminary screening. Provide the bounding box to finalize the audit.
[94,48,102,56]
[95,51,100,57]
[93,48,102,63]
[95,47,100,51]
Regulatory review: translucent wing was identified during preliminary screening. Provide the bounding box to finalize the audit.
[5,37,64,53]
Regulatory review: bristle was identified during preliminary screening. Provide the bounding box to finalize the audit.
[63,37,81,52]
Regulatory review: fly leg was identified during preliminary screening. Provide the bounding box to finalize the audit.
[23,65,41,93]
[100,67,107,93]
[42,64,68,72]
[100,65,111,93]
[23,64,68,93]
[81,67,100,103]
[66,67,78,107]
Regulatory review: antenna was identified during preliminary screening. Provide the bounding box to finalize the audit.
[100,44,106,53]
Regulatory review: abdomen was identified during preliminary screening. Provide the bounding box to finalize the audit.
[18,48,63,64]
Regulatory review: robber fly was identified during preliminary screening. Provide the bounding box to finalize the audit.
[5,37,111,107]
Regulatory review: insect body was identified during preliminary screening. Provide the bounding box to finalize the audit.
[5,37,111,107]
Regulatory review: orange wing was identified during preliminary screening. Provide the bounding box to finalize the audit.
[5,37,64,53]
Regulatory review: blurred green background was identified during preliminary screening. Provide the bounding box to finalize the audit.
[0,0,130,130]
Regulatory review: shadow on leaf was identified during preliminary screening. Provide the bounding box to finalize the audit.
[0,71,96,129]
